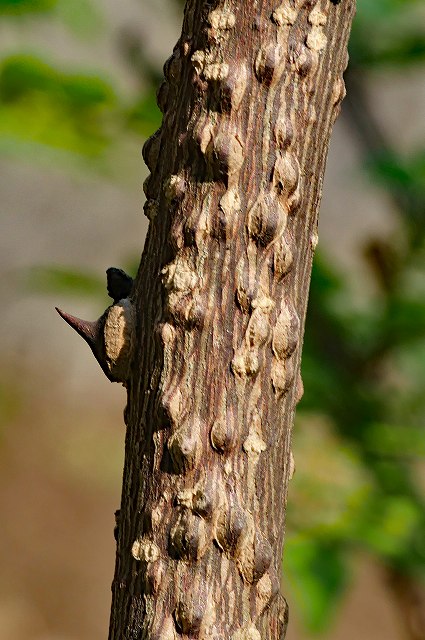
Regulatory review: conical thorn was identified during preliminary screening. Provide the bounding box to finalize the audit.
[55,307,100,350]
[55,305,129,383]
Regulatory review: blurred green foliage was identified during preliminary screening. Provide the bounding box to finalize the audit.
[353,0,425,67]
[0,0,57,16]
[2,0,425,635]
[0,0,161,164]
[0,55,117,156]
[285,535,347,633]
[27,265,105,298]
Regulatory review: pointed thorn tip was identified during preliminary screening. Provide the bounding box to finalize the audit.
[55,306,99,346]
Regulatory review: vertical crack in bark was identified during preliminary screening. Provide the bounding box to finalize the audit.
[109,1,356,638]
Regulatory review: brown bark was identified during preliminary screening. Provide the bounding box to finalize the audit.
[387,568,425,640]
[108,1,356,638]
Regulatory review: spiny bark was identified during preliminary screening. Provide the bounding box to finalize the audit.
[108,1,356,638]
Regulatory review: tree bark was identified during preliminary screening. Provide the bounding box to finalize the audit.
[108,1,356,638]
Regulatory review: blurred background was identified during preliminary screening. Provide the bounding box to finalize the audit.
[0,0,424,639]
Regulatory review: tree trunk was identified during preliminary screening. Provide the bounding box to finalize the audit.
[107,1,356,638]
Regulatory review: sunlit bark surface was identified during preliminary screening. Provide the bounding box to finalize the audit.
[108,1,356,638]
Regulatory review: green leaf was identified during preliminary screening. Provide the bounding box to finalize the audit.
[284,535,349,633]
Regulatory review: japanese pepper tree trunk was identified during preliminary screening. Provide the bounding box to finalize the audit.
[108,1,356,638]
